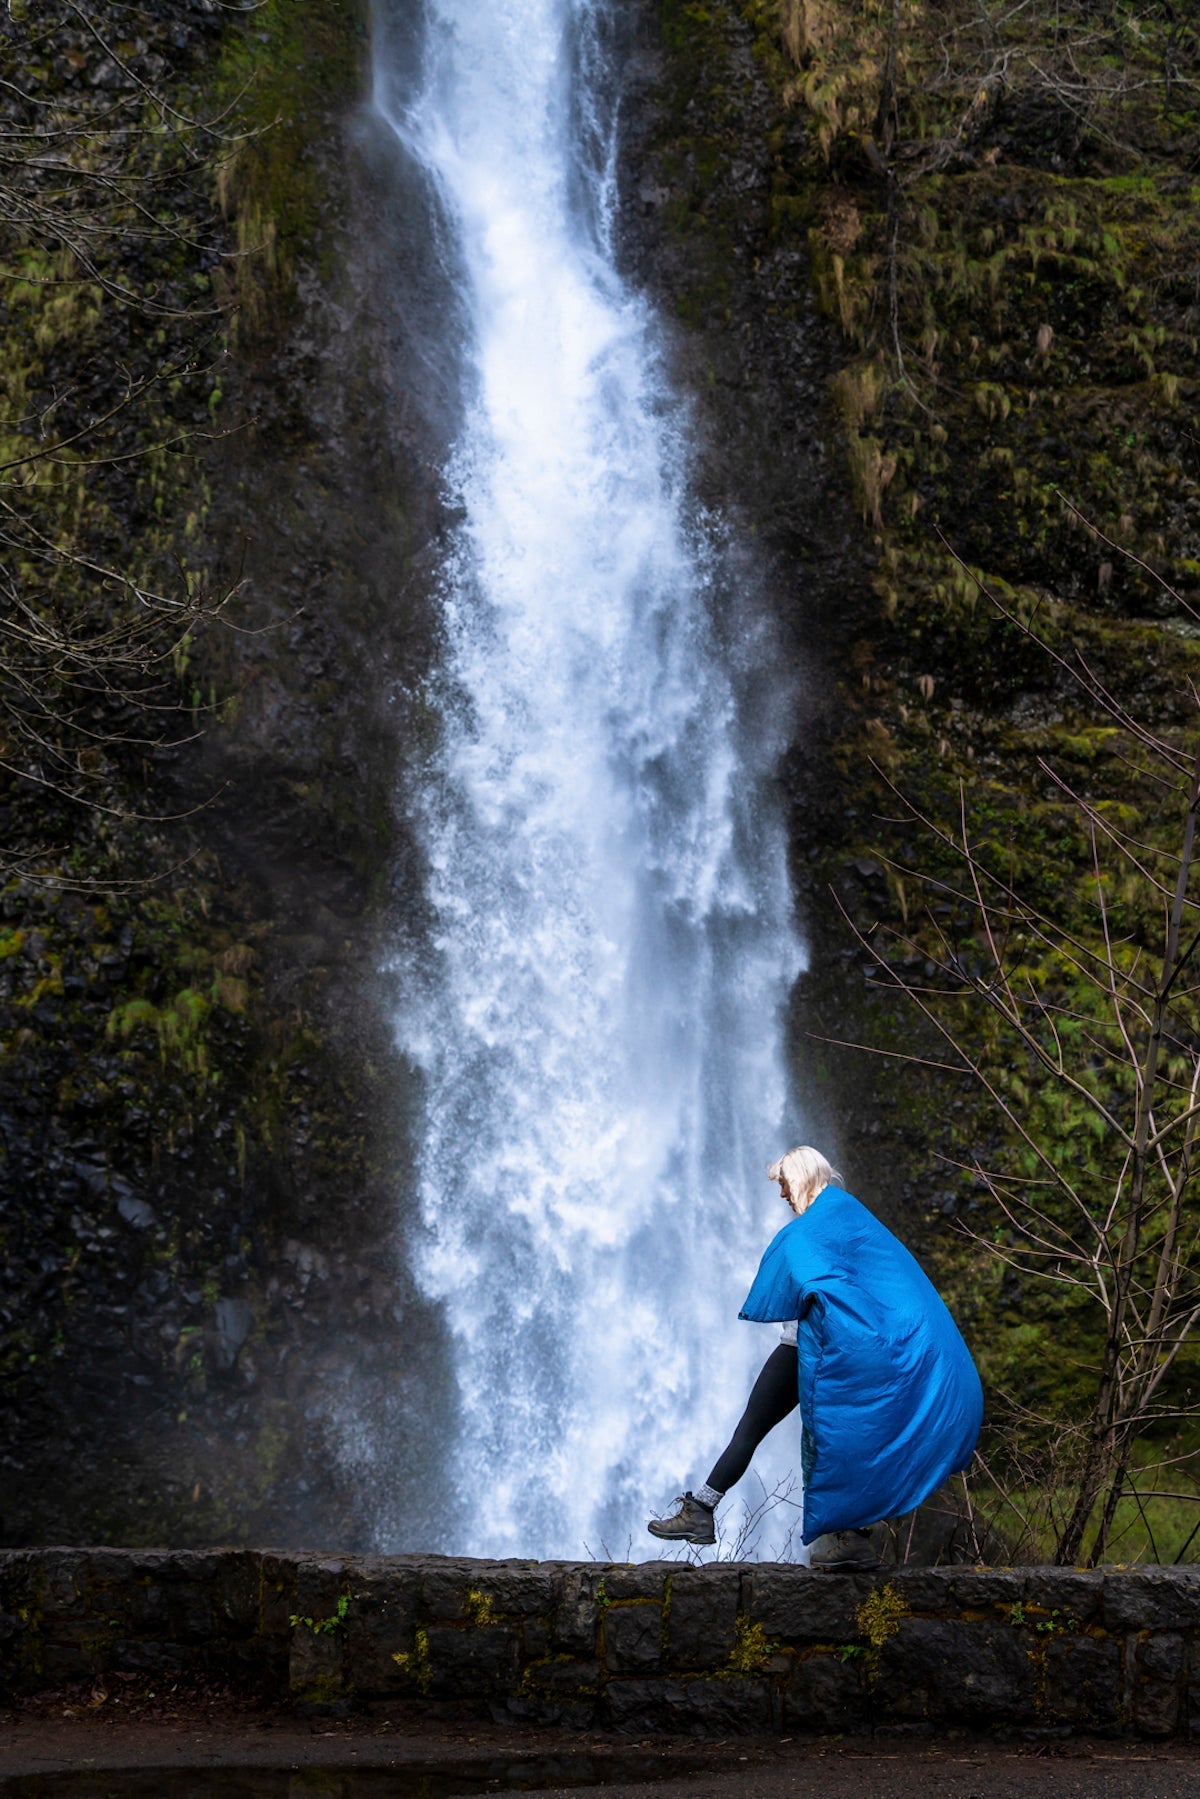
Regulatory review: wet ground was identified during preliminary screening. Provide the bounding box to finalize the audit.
[3,1690,1200,1798]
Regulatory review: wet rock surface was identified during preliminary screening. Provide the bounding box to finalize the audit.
[1,0,457,1552]
[4,1711,1196,1798]
[612,1,913,1221]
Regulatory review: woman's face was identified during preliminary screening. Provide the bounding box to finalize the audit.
[777,1175,795,1211]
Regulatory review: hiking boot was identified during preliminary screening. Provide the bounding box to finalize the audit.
[809,1528,879,1571]
[647,1492,716,1545]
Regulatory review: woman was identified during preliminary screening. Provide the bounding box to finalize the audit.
[647,1146,983,1566]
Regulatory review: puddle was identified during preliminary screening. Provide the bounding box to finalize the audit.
[0,1752,700,1797]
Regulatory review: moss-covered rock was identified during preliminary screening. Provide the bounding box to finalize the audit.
[629,0,1200,1553]
[0,0,445,1550]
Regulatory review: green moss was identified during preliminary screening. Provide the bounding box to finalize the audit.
[726,1615,779,1674]
[849,1583,909,1686]
[464,1587,497,1625]
[519,1652,598,1699]
[391,1626,433,1695]
[213,0,368,342]
[290,1673,350,1705]
[12,1567,46,1682]
[106,988,212,1080]
[855,1583,908,1650]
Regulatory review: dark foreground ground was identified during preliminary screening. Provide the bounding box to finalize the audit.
[2,1686,1200,1798]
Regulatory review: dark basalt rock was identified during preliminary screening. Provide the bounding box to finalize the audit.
[4,1548,1200,1739]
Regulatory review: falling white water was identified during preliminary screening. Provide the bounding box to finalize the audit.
[368,0,806,1559]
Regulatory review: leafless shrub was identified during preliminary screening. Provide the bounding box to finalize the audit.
[0,2,266,866]
[819,512,1200,1565]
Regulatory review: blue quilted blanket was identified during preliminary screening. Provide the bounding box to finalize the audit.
[739,1186,983,1542]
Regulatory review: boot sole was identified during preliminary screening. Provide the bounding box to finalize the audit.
[646,1527,715,1545]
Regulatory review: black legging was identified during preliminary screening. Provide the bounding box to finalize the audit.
[706,1343,798,1493]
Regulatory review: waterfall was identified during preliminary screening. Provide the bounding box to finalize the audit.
[367,0,806,1560]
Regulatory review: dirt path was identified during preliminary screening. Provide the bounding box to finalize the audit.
[3,1696,1200,1797]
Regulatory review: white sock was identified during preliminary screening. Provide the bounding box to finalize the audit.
[693,1482,723,1510]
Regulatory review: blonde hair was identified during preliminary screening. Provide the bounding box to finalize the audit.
[767,1145,844,1214]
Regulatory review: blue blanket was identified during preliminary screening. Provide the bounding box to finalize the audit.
[739,1186,983,1542]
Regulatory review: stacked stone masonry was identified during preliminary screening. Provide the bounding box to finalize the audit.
[2,1549,1199,1737]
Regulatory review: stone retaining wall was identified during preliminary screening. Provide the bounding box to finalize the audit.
[2,1549,1199,1738]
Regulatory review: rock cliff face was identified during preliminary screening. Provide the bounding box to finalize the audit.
[1,0,452,1548]
[5,0,1199,1550]
[624,0,1200,1543]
